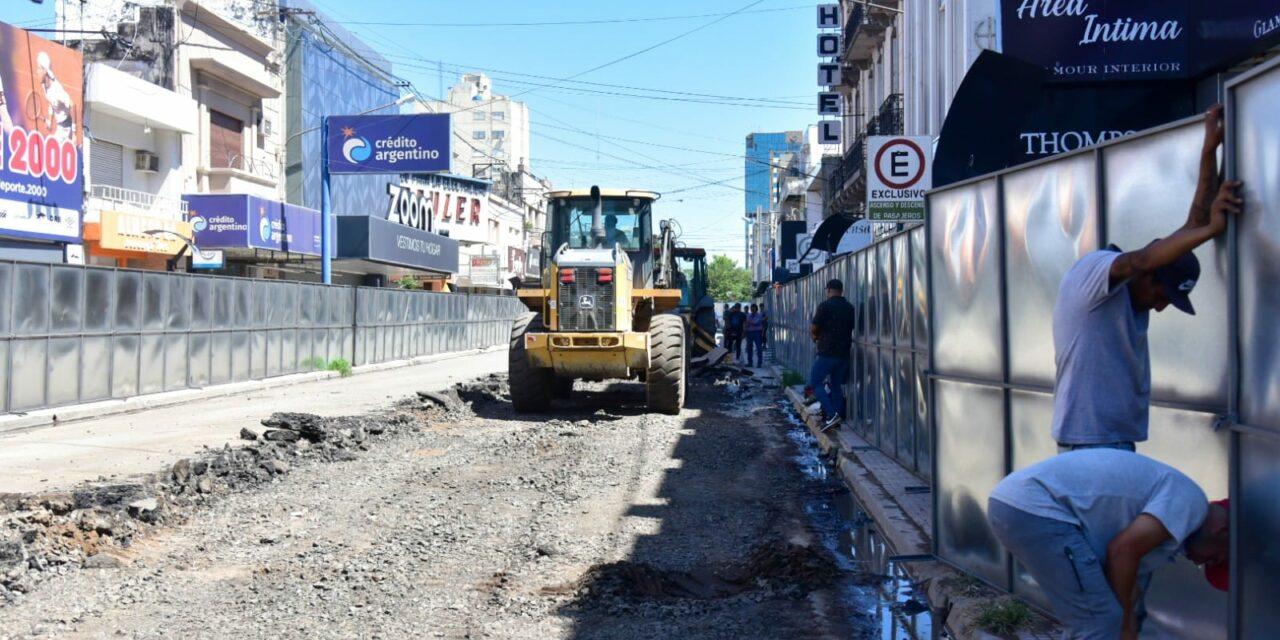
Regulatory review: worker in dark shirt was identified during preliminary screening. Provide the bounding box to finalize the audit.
[809,279,854,431]
[724,303,746,361]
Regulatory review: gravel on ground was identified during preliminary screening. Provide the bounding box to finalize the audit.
[0,370,855,640]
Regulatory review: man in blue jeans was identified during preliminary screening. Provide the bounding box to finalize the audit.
[988,449,1228,639]
[809,279,854,432]
[1052,106,1244,452]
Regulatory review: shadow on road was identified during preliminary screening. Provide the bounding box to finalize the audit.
[535,374,853,640]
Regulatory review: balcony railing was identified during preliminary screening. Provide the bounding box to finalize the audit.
[833,133,866,192]
[90,184,189,217]
[874,93,904,136]
[842,4,865,51]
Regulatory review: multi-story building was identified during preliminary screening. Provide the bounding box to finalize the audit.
[743,130,802,279]
[58,0,289,271]
[823,0,998,217]
[418,73,532,180]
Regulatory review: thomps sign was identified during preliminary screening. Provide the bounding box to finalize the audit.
[325,113,450,174]
[1000,0,1280,81]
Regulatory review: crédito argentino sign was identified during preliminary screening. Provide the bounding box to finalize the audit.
[325,113,450,174]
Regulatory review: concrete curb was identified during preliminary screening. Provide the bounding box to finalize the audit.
[0,346,506,437]
[777,381,1060,640]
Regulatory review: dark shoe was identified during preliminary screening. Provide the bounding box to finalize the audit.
[821,414,842,433]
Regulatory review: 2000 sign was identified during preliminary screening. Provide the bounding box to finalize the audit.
[4,128,79,185]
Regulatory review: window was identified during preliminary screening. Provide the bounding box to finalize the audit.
[209,110,243,169]
[90,139,124,188]
[551,196,652,251]
[472,131,486,140]
[492,112,505,121]
[492,130,506,139]
[472,111,486,121]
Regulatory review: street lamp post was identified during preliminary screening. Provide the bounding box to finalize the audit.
[142,229,215,272]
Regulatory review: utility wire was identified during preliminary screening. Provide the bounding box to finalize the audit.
[330,5,810,28]
[383,53,807,106]
[445,0,768,115]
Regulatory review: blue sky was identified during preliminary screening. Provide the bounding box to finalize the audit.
[6,1,816,264]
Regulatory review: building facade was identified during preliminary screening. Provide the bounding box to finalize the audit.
[58,0,290,272]
[419,73,532,180]
[743,130,802,278]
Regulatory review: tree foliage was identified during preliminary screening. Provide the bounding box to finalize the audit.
[706,255,753,303]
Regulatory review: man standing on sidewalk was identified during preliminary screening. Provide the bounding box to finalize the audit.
[809,279,854,432]
[724,303,746,362]
[744,303,765,368]
[1052,106,1244,452]
[988,449,1229,638]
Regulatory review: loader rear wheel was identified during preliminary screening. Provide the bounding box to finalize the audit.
[553,377,574,399]
[646,314,686,415]
[509,312,553,412]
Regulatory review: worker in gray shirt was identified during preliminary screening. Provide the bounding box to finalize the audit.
[988,450,1228,639]
[1052,106,1244,451]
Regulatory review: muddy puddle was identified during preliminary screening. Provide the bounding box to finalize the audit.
[780,401,935,640]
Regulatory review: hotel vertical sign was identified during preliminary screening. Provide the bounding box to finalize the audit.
[817,4,842,145]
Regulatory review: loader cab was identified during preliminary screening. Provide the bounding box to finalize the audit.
[547,190,656,287]
[673,247,708,311]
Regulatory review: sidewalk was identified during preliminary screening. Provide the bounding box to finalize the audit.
[781,382,1061,640]
[0,348,507,494]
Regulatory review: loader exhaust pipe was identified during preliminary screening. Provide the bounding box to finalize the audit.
[590,185,606,248]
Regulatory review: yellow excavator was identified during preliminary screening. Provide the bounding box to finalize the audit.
[512,186,687,414]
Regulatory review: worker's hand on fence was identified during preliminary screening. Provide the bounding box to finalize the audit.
[1208,179,1245,235]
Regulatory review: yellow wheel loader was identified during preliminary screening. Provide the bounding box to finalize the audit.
[512,186,687,414]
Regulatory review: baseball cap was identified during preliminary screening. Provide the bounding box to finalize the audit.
[826,278,843,292]
[1151,245,1200,315]
[1203,498,1229,591]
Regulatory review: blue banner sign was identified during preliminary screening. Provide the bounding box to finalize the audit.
[184,194,322,256]
[325,114,450,174]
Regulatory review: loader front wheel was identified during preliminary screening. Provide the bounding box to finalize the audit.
[646,314,686,415]
[509,312,553,412]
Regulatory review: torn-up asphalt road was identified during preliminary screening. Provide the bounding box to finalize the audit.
[0,371,859,640]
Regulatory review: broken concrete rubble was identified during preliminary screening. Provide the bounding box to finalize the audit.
[0,400,454,602]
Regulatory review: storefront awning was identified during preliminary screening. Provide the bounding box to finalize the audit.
[336,215,459,275]
[83,210,193,260]
[810,214,859,254]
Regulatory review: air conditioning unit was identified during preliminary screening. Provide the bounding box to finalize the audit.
[134,150,159,173]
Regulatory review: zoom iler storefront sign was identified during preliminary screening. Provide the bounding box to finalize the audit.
[1002,1,1280,81]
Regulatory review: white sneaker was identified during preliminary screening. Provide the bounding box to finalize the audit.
[807,401,822,415]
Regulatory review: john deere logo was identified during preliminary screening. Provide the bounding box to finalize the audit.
[578,295,594,309]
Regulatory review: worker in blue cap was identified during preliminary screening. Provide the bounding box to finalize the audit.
[1050,105,1244,452]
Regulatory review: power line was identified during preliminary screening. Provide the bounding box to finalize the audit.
[328,5,810,28]
[445,0,768,115]
[386,55,808,108]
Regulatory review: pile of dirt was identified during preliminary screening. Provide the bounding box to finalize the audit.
[451,373,510,408]
[572,540,840,603]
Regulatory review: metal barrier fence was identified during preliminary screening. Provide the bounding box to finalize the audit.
[765,54,1280,640]
[923,59,1280,638]
[764,224,930,478]
[0,262,525,415]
